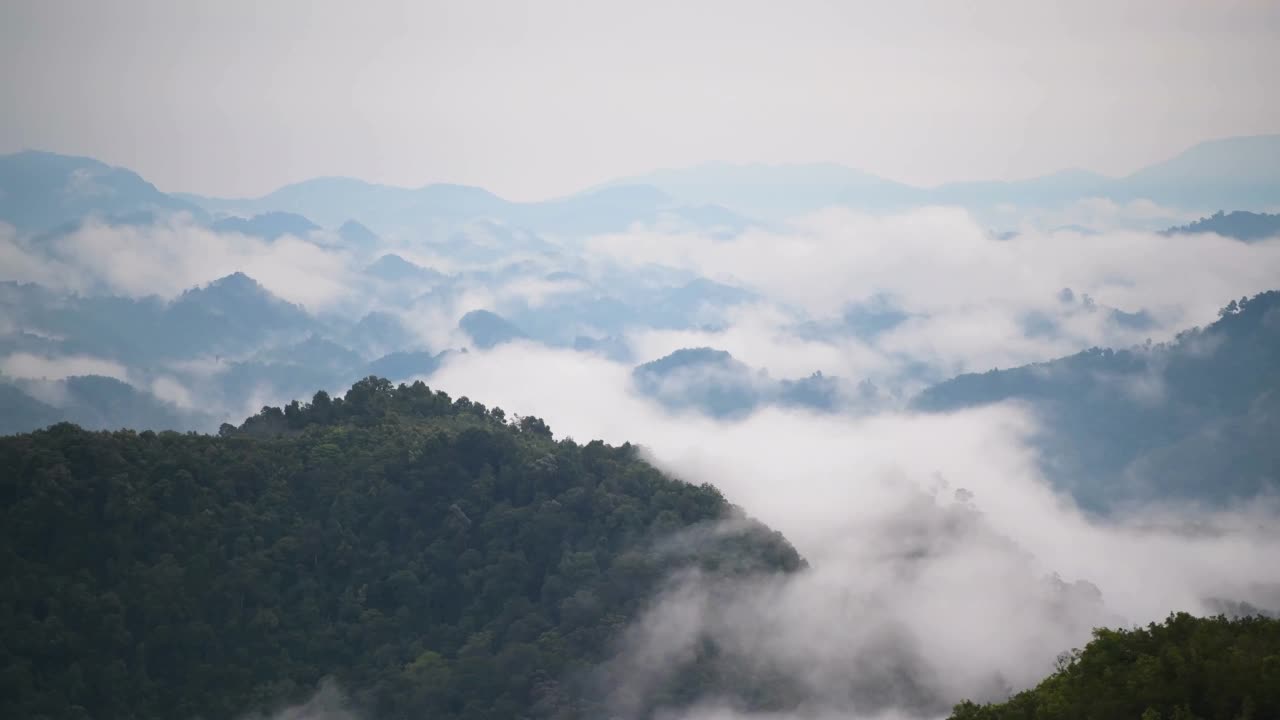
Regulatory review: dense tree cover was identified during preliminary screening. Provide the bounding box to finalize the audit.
[1163,210,1280,243]
[914,290,1280,510]
[0,377,803,720]
[949,613,1280,720]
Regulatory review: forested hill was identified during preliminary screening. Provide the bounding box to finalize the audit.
[948,613,1280,720]
[0,377,803,720]
[913,290,1280,510]
[1162,210,1280,242]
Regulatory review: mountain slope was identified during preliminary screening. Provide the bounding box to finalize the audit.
[914,290,1280,509]
[166,272,317,347]
[0,151,202,234]
[0,374,217,434]
[459,309,527,349]
[949,613,1280,720]
[364,254,447,284]
[597,136,1280,215]
[0,378,803,720]
[1163,210,1280,242]
[633,347,842,418]
[1119,134,1280,209]
[182,179,677,236]
[210,211,320,240]
[4,274,319,365]
[0,382,62,434]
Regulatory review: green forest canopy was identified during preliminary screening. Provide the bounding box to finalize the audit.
[949,613,1280,720]
[0,377,802,720]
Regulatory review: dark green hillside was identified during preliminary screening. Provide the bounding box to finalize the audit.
[949,613,1280,720]
[0,377,802,720]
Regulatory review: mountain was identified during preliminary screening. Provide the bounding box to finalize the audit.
[254,334,364,374]
[1118,134,1280,209]
[176,176,426,228]
[342,311,417,356]
[165,272,317,350]
[913,290,1280,510]
[182,180,682,237]
[48,375,196,430]
[17,135,1276,243]
[0,378,802,719]
[633,347,842,418]
[948,613,1280,720]
[458,309,527,349]
[337,219,380,252]
[364,253,448,284]
[0,151,202,234]
[364,349,453,381]
[210,211,320,240]
[633,348,751,402]
[591,136,1280,216]
[0,382,62,434]
[511,184,672,235]
[1163,210,1280,242]
[0,374,216,434]
[0,274,318,365]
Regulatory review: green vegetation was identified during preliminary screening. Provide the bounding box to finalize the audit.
[0,377,802,720]
[949,613,1280,720]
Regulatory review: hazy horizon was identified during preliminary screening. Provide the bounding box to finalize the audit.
[9,132,1280,202]
[3,0,1279,200]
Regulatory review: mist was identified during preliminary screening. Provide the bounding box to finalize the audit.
[2,173,1279,717]
[429,343,1280,718]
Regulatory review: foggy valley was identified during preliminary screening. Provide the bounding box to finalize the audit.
[2,2,1279,719]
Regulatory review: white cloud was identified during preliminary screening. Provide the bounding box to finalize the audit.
[589,208,1280,380]
[0,218,358,312]
[429,343,1280,717]
[150,375,196,409]
[1,352,129,381]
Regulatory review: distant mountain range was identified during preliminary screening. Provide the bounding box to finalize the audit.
[600,134,1280,219]
[4,135,1278,236]
[178,180,735,238]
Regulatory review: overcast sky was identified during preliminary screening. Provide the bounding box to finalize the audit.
[2,0,1278,200]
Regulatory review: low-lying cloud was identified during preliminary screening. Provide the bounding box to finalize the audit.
[0,217,357,311]
[589,207,1280,381]
[429,343,1280,718]
[4,200,1279,716]
[1,351,130,382]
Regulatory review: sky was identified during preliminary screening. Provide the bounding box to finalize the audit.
[2,0,1279,201]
